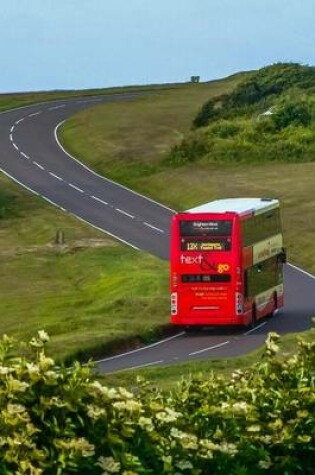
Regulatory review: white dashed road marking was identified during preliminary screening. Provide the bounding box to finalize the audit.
[143,222,164,233]
[49,172,63,181]
[33,161,45,170]
[20,152,30,159]
[90,195,108,206]
[115,208,135,219]
[48,105,65,110]
[69,183,84,193]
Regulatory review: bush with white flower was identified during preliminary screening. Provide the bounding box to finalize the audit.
[0,331,314,474]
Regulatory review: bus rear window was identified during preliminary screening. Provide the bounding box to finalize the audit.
[180,220,232,236]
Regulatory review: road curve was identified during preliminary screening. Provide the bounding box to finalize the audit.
[0,95,314,373]
[0,95,172,259]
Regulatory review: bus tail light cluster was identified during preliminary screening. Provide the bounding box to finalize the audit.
[235,292,243,315]
[171,292,178,315]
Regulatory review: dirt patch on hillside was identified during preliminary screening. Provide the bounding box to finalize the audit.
[0,238,118,257]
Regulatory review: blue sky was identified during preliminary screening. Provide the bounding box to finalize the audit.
[1,0,315,92]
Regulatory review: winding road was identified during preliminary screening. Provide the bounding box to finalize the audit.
[0,94,314,373]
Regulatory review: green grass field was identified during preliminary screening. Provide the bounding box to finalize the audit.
[0,175,168,362]
[1,71,314,382]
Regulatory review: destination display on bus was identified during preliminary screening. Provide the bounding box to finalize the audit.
[180,237,231,251]
[180,220,232,236]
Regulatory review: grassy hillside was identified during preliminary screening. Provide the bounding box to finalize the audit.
[61,73,247,186]
[61,64,315,274]
[168,63,315,165]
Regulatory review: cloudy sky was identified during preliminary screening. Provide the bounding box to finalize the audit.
[1,0,314,92]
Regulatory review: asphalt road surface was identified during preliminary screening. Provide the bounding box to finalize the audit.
[0,95,314,373]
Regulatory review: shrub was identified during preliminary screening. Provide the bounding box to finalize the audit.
[271,100,312,130]
[0,332,314,474]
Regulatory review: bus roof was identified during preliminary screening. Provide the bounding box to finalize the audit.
[185,198,279,216]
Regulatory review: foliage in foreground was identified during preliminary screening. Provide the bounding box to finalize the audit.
[0,332,314,474]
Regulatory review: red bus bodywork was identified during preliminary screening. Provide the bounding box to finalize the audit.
[170,211,284,327]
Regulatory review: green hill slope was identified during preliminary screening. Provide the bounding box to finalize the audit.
[166,63,315,165]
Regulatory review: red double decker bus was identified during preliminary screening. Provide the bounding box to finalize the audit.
[170,198,286,328]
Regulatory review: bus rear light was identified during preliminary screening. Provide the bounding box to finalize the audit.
[235,292,243,314]
[171,292,178,315]
[172,273,178,287]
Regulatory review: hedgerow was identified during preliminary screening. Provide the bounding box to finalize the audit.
[0,331,314,474]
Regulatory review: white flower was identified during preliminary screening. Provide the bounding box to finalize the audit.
[138,416,154,432]
[258,460,272,469]
[38,353,54,370]
[247,425,261,433]
[0,366,12,375]
[156,409,181,423]
[87,404,106,420]
[7,377,29,393]
[232,401,248,412]
[170,428,198,450]
[97,456,121,474]
[38,330,50,342]
[118,387,133,399]
[113,400,142,412]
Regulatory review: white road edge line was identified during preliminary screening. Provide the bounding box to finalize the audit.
[109,360,164,374]
[54,121,176,214]
[189,340,230,356]
[143,222,164,233]
[94,331,186,364]
[68,183,84,193]
[287,262,315,280]
[243,321,267,336]
[115,208,135,218]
